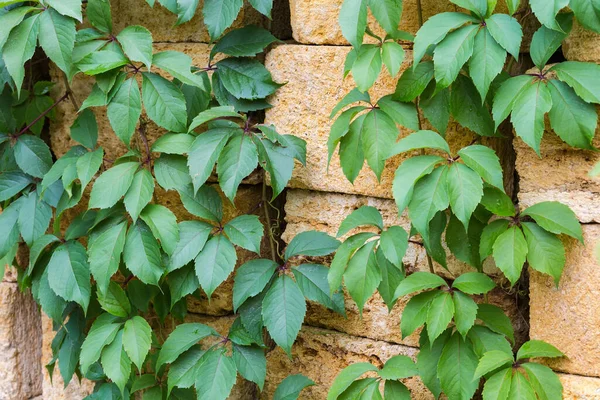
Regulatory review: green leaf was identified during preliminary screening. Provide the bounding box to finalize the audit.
[14,135,52,178]
[79,314,122,375]
[168,221,212,272]
[224,214,264,253]
[379,226,408,267]
[76,147,103,190]
[100,329,131,394]
[337,205,383,237]
[469,28,506,101]
[450,74,495,137]
[274,374,315,400]
[437,333,479,400]
[39,8,76,75]
[570,0,600,33]
[351,44,383,93]
[0,172,32,202]
[379,355,418,380]
[485,14,523,60]
[376,95,419,131]
[328,232,375,294]
[339,114,365,183]
[255,134,302,199]
[153,51,208,90]
[76,42,128,75]
[217,133,258,202]
[89,161,139,209]
[530,14,573,69]
[433,24,477,89]
[47,241,91,312]
[27,234,60,276]
[477,303,515,343]
[344,241,382,314]
[248,0,272,17]
[521,201,583,242]
[384,381,411,400]
[202,0,243,39]
[418,330,451,398]
[492,75,533,130]
[529,0,569,31]
[107,78,142,145]
[216,57,281,100]
[394,61,434,102]
[211,25,278,58]
[70,109,98,149]
[400,290,438,338]
[408,166,450,241]
[124,169,154,221]
[394,271,447,298]
[233,259,277,311]
[154,154,190,191]
[548,80,597,149]
[233,345,266,390]
[457,145,504,191]
[123,316,152,371]
[480,186,514,217]
[262,275,306,355]
[448,162,484,230]
[46,0,83,21]
[413,12,476,66]
[87,0,113,33]
[390,130,450,156]
[116,26,153,70]
[482,368,513,400]
[521,363,563,400]
[285,230,341,260]
[0,7,34,51]
[330,88,371,119]
[474,350,513,379]
[452,291,478,337]
[178,184,223,222]
[553,61,600,104]
[392,155,445,213]
[156,323,217,370]
[479,219,510,262]
[492,225,527,285]
[123,220,164,286]
[511,81,553,155]
[370,0,402,33]
[508,371,537,400]
[175,0,199,25]
[168,263,200,307]
[142,72,187,132]
[140,204,180,256]
[451,0,487,16]
[2,13,39,95]
[152,133,194,155]
[339,0,368,48]
[132,374,158,394]
[98,281,131,317]
[522,222,566,286]
[188,106,241,132]
[517,340,564,361]
[452,272,495,294]
[89,221,127,294]
[18,191,51,247]
[195,235,237,298]
[167,346,203,393]
[376,249,403,312]
[381,41,405,77]
[327,363,378,400]
[426,291,454,343]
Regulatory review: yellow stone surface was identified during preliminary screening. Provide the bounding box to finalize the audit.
[529,225,600,378]
[563,20,600,63]
[560,373,600,399]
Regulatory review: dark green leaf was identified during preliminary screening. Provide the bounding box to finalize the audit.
[123,220,164,286]
[274,374,315,400]
[202,0,243,40]
[285,230,341,260]
[216,58,281,100]
[195,235,237,298]
[142,72,187,132]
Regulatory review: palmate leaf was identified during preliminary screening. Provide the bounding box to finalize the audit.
[175,0,200,25]
[122,316,152,372]
[216,58,281,100]
[233,259,277,311]
[87,0,113,33]
[285,231,340,260]
[18,191,52,247]
[14,135,53,178]
[450,74,495,137]
[447,162,483,230]
[123,169,154,221]
[167,346,203,394]
[521,201,583,242]
[457,145,504,191]
[187,128,235,192]
[570,0,600,33]
[223,214,264,253]
[211,25,279,58]
[79,313,123,375]
[351,44,383,93]
[195,349,237,400]
[339,114,365,183]
[168,221,212,272]
[408,166,449,242]
[529,0,569,31]
[153,51,208,90]
[89,161,139,209]
[485,13,522,61]
[426,291,454,343]
[123,220,164,286]
[168,263,200,307]
[530,13,573,69]
[140,204,180,256]
[400,290,438,338]
[492,75,533,130]
[392,155,445,214]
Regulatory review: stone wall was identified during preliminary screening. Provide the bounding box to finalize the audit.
[1,0,599,398]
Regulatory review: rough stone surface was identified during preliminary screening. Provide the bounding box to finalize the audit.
[563,20,600,62]
[514,125,600,223]
[262,326,432,399]
[113,0,264,43]
[559,373,600,399]
[0,282,42,400]
[529,225,600,378]
[265,44,514,199]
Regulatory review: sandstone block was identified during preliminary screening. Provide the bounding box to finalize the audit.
[0,283,42,400]
[529,225,600,378]
[262,326,432,399]
[559,373,600,399]
[563,20,600,62]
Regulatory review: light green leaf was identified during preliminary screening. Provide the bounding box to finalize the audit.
[437,333,479,400]
[216,57,281,100]
[152,133,195,155]
[27,234,60,276]
[530,0,569,31]
[233,344,266,390]
[224,214,263,253]
[142,72,187,132]
[262,275,306,355]
[0,7,35,51]
[123,220,164,286]
[217,133,258,202]
[175,0,199,25]
[480,186,515,217]
[188,106,241,132]
[408,166,450,241]
[521,201,583,242]
[369,0,402,33]
[482,368,513,400]
[553,61,600,104]
[327,363,378,400]
[76,42,128,75]
[46,0,83,21]
[418,330,450,398]
[328,232,375,294]
[47,241,91,312]
[86,0,112,33]
[447,162,484,230]
[485,14,523,60]
[522,222,566,286]
[155,155,192,191]
[381,41,405,77]
[479,219,510,262]
[14,134,52,178]
[511,80,553,155]
[530,14,573,69]
[433,24,477,89]
[377,95,419,131]
[379,226,408,267]
[0,172,32,202]
[117,26,153,69]
[492,225,528,285]
[168,263,200,307]
[88,221,127,294]
[124,169,154,221]
[508,371,537,400]
[167,346,203,393]
[469,28,506,101]
[76,147,103,189]
[477,304,515,343]
[285,230,341,260]
[400,290,438,338]
[337,206,383,237]
[153,51,208,90]
[330,89,370,119]
[452,291,478,337]
[248,0,272,17]
[98,282,129,318]
[392,155,445,213]
[339,0,368,48]
[18,191,51,247]
[255,133,305,199]
[344,241,381,314]
[491,75,533,129]
[384,381,411,400]
[89,161,139,209]
[233,259,277,311]
[451,0,487,16]
[378,355,418,380]
[156,323,216,370]
[521,363,563,400]
[123,316,152,371]
[2,13,39,95]
[80,314,122,374]
[186,127,234,190]
[394,271,447,298]
[339,114,366,183]
[452,272,495,294]
[211,25,279,58]
[351,44,383,93]
[426,291,454,343]
[517,340,564,361]
[390,130,450,156]
[570,0,600,33]
[202,0,243,40]
[295,264,345,315]
[195,235,237,298]
[140,204,180,256]
[394,61,434,102]
[274,374,315,400]
[474,350,513,379]
[39,8,76,75]
[458,145,504,191]
[168,221,212,272]
[107,78,142,145]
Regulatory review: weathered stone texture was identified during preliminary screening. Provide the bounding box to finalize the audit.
[0,282,42,400]
[529,225,600,378]
[264,44,503,199]
[563,20,600,62]
[262,326,432,399]
[560,373,600,399]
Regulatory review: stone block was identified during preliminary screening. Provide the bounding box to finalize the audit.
[559,373,600,399]
[264,44,513,199]
[113,0,264,43]
[262,326,432,399]
[563,20,600,63]
[0,282,42,400]
[529,225,600,378]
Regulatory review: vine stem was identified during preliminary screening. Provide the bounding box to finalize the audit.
[63,72,80,110]
[262,177,278,263]
[416,0,423,27]
[15,92,69,137]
